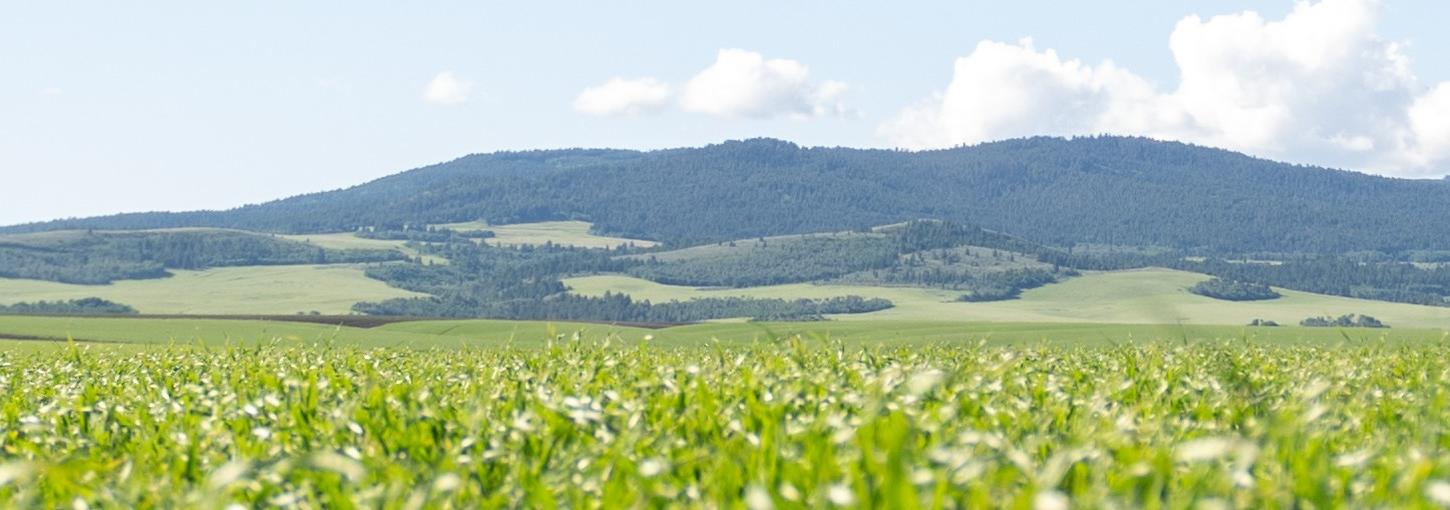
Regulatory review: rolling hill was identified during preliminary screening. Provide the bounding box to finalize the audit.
[564,268,1450,328]
[0,264,426,315]
[7,136,1450,253]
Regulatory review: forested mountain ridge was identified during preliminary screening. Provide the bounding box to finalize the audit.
[8,136,1450,253]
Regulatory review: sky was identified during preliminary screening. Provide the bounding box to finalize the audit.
[4,0,1450,226]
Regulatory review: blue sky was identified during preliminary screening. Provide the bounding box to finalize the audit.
[4,1,1450,225]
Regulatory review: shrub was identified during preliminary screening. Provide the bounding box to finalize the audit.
[1189,278,1280,301]
[1300,314,1389,328]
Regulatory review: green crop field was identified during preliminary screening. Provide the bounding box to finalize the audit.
[4,315,1446,351]
[565,268,1450,328]
[437,220,659,249]
[0,264,426,315]
[5,338,1450,507]
[0,316,662,348]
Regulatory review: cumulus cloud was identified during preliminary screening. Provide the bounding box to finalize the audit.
[880,0,1450,177]
[879,39,1178,149]
[422,71,473,105]
[1408,83,1450,166]
[573,77,672,116]
[680,49,849,118]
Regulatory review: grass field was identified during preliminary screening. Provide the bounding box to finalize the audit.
[0,264,425,315]
[6,340,1450,507]
[565,268,1450,328]
[3,314,1446,350]
[623,230,878,262]
[4,313,1448,508]
[275,232,446,264]
[0,316,660,348]
[437,220,659,249]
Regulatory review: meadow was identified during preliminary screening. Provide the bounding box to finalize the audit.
[0,265,425,315]
[0,221,653,316]
[275,233,447,265]
[565,268,1450,328]
[4,337,1450,507]
[436,220,659,249]
[18,221,1446,328]
[4,313,1450,350]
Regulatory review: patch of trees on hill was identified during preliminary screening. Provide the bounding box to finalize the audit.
[356,292,890,322]
[1176,258,1450,307]
[1010,249,1450,309]
[951,270,1065,302]
[1188,278,1281,301]
[840,244,1070,298]
[11,136,1450,254]
[1300,314,1388,328]
[0,298,137,315]
[618,218,1450,310]
[628,234,899,287]
[356,226,494,242]
[0,250,167,285]
[351,240,890,321]
[629,220,1071,292]
[0,230,406,284]
[875,266,1065,295]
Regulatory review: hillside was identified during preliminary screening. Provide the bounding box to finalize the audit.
[565,269,1450,328]
[0,265,425,315]
[0,228,405,284]
[8,137,1450,253]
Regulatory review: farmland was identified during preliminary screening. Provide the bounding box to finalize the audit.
[0,265,425,315]
[4,338,1450,507]
[2,314,1447,350]
[565,268,1450,328]
[6,125,1450,510]
[4,209,1450,510]
[20,2,1450,507]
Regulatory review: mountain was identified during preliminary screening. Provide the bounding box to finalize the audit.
[7,136,1450,253]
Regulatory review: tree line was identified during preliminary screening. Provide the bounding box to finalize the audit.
[0,230,405,284]
[351,241,891,321]
[0,297,137,315]
[356,226,495,242]
[629,220,1073,297]
[356,292,890,322]
[1188,278,1280,301]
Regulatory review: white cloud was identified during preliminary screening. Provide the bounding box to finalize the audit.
[680,49,848,118]
[881,0,1450,177]
[1408,83,1450,165]
[879,38,1176,149]
[422,71,473,105]
[573,77,672,116]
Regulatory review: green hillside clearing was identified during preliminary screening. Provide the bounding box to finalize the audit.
[275,232,445,264]
[438,220,659,249]
[0,264,425,315]
[565,268,1450,328]
[624,230,877,262]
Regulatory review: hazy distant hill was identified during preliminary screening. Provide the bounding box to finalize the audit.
[8,136,1450,253]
